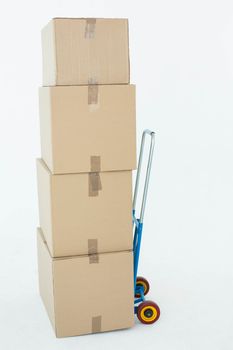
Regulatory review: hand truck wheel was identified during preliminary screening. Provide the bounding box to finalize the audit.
[135,276,150,297]
[137,301,160,324]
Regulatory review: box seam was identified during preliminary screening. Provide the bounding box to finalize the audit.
[53,20,58,85]
[52,260,58,336]
[126,19,130,84]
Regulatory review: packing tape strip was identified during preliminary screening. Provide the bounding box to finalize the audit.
[89,254,99,264]
[92,315,102,333]
[88,173,102,197]
[88,239,99,263]
[90,156,101,172]
[85,18,96,39]
[88,84,98,105]
[89,156,102,196]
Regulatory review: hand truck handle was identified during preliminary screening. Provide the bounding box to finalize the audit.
[132,129,155,223]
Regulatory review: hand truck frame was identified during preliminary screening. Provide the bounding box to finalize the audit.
[133,129,160,324]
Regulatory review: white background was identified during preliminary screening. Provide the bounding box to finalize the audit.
[0,0,233,349]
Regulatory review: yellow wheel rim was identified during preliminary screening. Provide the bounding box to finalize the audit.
[136,280,148,293]
[140,306,158,322]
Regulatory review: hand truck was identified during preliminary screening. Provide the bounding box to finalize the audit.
[133,129,161,324]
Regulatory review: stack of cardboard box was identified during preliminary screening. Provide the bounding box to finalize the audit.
[37,18,136,337]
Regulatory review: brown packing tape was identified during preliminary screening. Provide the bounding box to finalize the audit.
[88,84,98,105]
[89,156,102,196]
[90,173,102,191]
[85,18,96,39]
[92,316,102,333]
[90,156,101,172]
[88,239,98,254]
[89,254,99,264]
[88,173,102,197]
[88,239,99,264]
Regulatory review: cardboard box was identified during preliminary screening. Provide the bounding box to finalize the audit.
[42,18,130,86]
[37,228,134,337]
[37,159,133,257]
[39,84,136,174]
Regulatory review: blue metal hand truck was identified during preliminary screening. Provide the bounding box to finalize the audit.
[133,129,160,324]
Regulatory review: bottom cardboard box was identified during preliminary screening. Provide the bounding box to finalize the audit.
[37,228,134,337]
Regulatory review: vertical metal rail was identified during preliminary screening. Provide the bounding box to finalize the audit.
[133,129,155,222]
[133,130,155,294]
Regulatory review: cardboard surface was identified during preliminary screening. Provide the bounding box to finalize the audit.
[41,18,130,86]
[39,85,136,174]
[37,231,55,329]
[37,159,133,257]
[37,228,134,337]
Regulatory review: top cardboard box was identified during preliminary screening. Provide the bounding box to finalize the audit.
[42,18,130,86]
